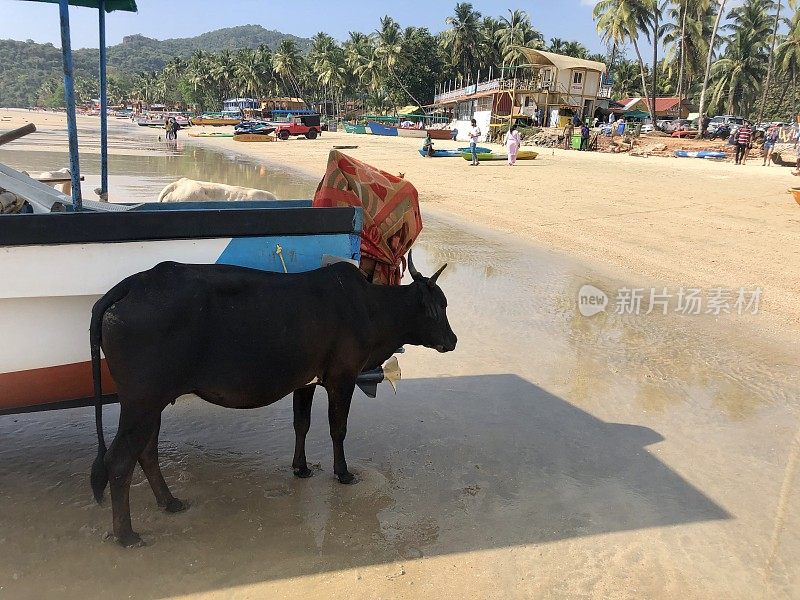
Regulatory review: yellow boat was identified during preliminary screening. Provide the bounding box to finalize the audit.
[191,111,241,126]
[233,133,276,142]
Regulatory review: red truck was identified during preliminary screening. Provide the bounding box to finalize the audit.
[275,114,322,140]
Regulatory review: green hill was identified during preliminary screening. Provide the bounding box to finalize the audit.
[0,25,311,107]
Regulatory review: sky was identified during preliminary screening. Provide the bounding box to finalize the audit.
[0,0,609,53]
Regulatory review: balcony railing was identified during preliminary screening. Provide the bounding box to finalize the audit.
[433,77,544,104]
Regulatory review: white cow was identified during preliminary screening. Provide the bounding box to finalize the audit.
[158,178,277,202]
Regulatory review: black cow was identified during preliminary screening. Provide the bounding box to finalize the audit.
[89,253,456,547]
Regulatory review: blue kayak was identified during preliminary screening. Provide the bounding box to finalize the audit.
[419,147,490,157]
[674,150,727,159]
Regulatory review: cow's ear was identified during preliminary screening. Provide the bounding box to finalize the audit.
[428,264,447,287]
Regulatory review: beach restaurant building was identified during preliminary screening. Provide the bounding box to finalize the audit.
[430,49,609,141]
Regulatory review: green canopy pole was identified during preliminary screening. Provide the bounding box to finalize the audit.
[58,0,83,210]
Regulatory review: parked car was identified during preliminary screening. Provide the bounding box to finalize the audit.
[656,119,672,132]
[664,119,693,133]
[707,115,744,134]
[640,123,654,133]
[274,114,322,140]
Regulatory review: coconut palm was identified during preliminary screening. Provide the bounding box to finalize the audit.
[440,2,483,77]
[548,37,567,53]
[757,0,796,124]
[562,40,589,58]
[662,0,715,103]
[777,7,800,114]
[594,0,656,119]
[710,0,773,115]
[272,39,304,98]
[495,9,544,67]
[697,0,727,135]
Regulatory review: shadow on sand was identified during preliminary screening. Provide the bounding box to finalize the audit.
[0,374,729,597]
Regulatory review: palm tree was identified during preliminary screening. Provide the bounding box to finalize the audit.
[440,2,483,77]
[697,0,727,136]
[594,0,655,119]
[710,0,773,115]
[757,1,795,124]
[777,7,800,115]
[663,0,713,104]
[495,9,544,67]
[272,39,304,99]
[375,16,426,108]
[562,40,589,58]
[548,37,567,53]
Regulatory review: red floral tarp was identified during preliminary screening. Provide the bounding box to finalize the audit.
[313,150,423,285]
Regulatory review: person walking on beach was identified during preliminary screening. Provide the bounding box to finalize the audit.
[468,118,482,166]
[505,123,521,165]
[563,120,574,150]
[762,125,778,166]
[735,121,753,165]
[580,121,590,151]
[171,118,180,140]
[164,118,174,141]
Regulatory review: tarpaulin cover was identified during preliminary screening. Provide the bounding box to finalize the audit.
[313,150,422,285]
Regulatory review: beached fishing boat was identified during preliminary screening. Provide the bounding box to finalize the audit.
[191,111,242,126]
[233,133,276,142]
[367,121,398,136]
[419,147,489,157]
[343,122,370,134]
[0,1,370,414]
[426,128,454,140]
[188,131,234,138]
[396,127,427,139]
[461,150,538,161]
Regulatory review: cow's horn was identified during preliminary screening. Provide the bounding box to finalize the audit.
[407,250,422,281]
[428,263,447,287]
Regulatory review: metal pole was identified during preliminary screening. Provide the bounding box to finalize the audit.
[98,0,108,201]
[58,0,82,211]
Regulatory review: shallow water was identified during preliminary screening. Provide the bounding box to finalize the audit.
[1,141,798,598]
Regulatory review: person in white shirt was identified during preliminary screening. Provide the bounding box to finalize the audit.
[468,119,482,165]
[505,123,522,165]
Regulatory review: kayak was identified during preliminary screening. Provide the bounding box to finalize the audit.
[419,147,490,158]
[674,150,727,159]
[189,132,234,138]
[461,150,538,161]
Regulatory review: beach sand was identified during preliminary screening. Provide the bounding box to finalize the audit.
[2,108,800,599]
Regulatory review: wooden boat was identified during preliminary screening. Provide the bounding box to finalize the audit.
[461,150,538,161]
[191,112,241,126]
[188,131,234,138]
[343,122,370,134]
[419,147,489,157]
[367,121,398,137]
[426,129,454,140]
[233,133,276,142]
[0,169,363,414]
[396,127,426,139]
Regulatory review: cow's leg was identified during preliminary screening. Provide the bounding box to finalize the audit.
[137,413,187,513]
[292,386,315,478]
[105,404,158,547]
[327,379,356,484]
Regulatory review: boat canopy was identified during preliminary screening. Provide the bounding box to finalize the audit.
[21,0,137,11]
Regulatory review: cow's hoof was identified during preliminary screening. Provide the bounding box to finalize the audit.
[117,532,145,548]
[164,498,188,513]
[293,466,313,478]
[337,472,356,485]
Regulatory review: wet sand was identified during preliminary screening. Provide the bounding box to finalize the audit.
[1,109,799,599]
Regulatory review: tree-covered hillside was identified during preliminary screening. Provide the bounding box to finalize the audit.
[0,25,311,107]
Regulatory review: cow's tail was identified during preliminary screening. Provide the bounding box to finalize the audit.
[90,276,134,503]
